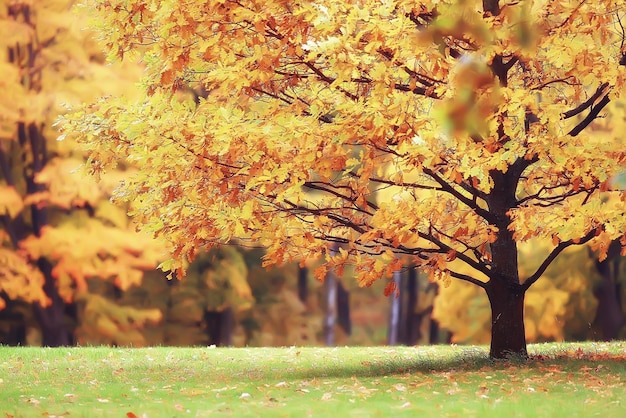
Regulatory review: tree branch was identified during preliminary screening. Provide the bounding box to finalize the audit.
[562,82,609,119]
[303,181,378,212]
[521,228,598,291]
[0,143,15,185]
[422,167,495,222]
[516,184,598,207]
[417,230,493,277]
[448,269,488,288]
[567,93,611,136]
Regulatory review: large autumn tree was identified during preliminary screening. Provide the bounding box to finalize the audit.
[65,0,626,358]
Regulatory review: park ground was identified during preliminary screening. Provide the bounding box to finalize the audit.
[0,342,625,417]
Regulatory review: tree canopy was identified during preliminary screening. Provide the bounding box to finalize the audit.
[65,0,626,357]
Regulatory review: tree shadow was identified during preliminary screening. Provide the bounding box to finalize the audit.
[264,347,626,380]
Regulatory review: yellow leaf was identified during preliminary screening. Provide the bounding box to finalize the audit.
[0,186,24,219]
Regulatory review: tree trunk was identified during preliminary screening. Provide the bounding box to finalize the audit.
[593,240,624,340]
[33,258,72,346]
[485,280,527,358]
[405,267,420,345]
[324,271,337,346]
[336,281,351,336]
[297,266,308,303]
[387,270,403,345]
[324,245,338,346]
[485,160,530,358]
[204,307,233,347]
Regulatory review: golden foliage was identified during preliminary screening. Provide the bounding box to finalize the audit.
[0,248,49,309]
[0,0,163,348]
[64,0,626,328]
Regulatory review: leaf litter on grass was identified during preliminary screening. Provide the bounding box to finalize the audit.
[1,343,625,417]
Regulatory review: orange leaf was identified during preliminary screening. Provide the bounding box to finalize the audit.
[384,280,397,297]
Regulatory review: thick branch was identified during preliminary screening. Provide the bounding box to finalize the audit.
[521,229,597,291]
[417,231,493,277]
[482,0,501,16]
[567,94,611,136]
[448,269,488,289]
[0,144,15,185]
[303,181,378,212]
[562,82,609,119]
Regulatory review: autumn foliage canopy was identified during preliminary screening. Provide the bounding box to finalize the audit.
[65,0,626,357]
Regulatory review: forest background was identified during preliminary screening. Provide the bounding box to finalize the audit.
[1,0,625,349]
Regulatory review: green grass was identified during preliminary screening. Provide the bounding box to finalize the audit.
[1,342,625,417]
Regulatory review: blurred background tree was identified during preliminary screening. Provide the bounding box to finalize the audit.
[0,0,163,345]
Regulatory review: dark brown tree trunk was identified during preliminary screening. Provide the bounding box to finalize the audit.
[297,266,308,303]
[404,267,420,345]
[593,240,624,340]
[25,122,73,347]
[485,280,527,358]
[8,3,72,347]
[336,281,351,336]
[204,307,233,346]
[485,161,530,359]
[33,258,72,346]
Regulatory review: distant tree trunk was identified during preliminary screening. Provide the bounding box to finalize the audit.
[336,281,351,336]
[7,3,73,348]
[404,267,420,345]
[24,121,72,347]
[324,245,339,346]
[0,297,27,345]
[593,240,624,340]
[204,308,233,346]
[429,315,450,344]
[298,266,308,303]
[33,258,72,346]
[387,270,403,345]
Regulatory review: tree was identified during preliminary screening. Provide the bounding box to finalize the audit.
[0,0,163,345]
[434,239,626,344]
[64,0,626,358]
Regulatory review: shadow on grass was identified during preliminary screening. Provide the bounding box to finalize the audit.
[254,348,495,380]
[262,349,626,380]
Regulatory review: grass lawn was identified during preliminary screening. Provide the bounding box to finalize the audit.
[0,342,625,417]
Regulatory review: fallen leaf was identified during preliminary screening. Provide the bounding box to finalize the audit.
[26,398,40,406]
[63,394,76,401]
